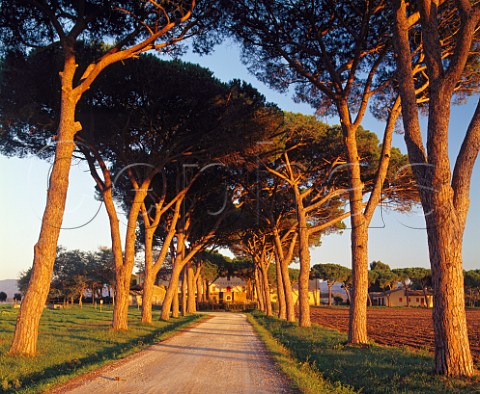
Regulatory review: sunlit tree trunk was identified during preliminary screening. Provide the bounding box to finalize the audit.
[111,188,145,331]
[187,262,196,313]
[141,260,155,324]
[391,0,478,376]
[9,57,80,355]
[181,267,187,316]
[196,273,203,304]
[162,260,183,321]
[273,229,296,322]
[423,192,474,375]
[140,191,183,323]
[338,109,370,344]
[293,185,311,327]
[113,272,131,331]
[141,231,155,324]
[205,279,210,302]
[172,284,179,318]
[254,268,265,312]
[259,262,272,316]
[275,260,286,319]
[348,209,369,343]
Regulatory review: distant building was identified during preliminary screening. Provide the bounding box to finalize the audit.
[128,275,350,307]
[370,288,433,308]
[209,277,248,304]
[205,277,348,306]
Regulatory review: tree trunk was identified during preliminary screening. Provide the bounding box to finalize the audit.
[273,230,296,322]
[161,261,183,321]
[112,272,130,331]
[342,114,369,344]
[141,264,155,324]
[181,267,187,316]
[348,219,369,343]
[344,286,351,304]
[205,279,210,302]
[196,273,203,304]
[141,231,155,324]
[391,0,478,376]
[367,292,373,307]
[328,282,333,306]
[187,262,196,313]
[426,207,474,376]
[172,286,179,318]
[275,262,286,319]
[92,286,96,306]
[281,261,295,322]
[422,287,429,308]
[259,263,272,316]
[141,197,181,324]
[254,268,265,312]
[294,186,311,327]
[9,65,80,355]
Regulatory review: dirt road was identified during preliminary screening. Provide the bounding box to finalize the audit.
[59,313,293,394]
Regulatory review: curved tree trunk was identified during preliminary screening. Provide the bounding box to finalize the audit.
[161,261,183,321]
[9,69,80,355]
[111,193,143,331]
[141,197,182,323]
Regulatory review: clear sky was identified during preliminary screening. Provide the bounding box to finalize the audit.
[0,43,478,280]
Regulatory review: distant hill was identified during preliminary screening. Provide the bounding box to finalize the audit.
[0,279,20,302]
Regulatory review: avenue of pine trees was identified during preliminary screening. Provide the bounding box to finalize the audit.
[0,0,478,378]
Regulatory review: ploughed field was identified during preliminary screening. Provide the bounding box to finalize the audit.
[309,307,480,362]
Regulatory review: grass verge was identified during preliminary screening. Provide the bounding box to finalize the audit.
[0,304,206,393]
[250,311,480,394]
[247,314,356,393]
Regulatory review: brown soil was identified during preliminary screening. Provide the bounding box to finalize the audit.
[309,307,480,362]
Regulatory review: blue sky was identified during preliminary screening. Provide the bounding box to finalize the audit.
[0,43,478,280]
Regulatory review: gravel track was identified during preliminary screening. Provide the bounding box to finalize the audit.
[56,312,293,394]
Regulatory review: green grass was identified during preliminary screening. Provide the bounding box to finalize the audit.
[0,304,205,393]
[250,311,480,394]
[247,314,356,394]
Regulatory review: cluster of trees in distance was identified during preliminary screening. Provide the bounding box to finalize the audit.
[0,0,478,378]
[14,247,480,314]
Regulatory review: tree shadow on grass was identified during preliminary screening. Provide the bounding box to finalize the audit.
[254,314,480,394]
[6,316,199,393]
